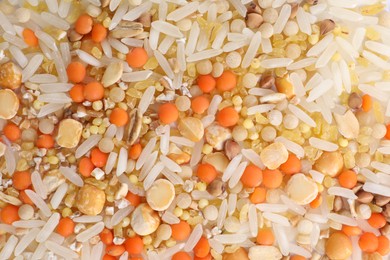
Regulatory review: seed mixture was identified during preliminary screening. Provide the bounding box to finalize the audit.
[0,0,390,259]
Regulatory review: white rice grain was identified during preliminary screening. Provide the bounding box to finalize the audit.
[111,205,134,226]
[25,190,52,217]
[123,1,152,21]
[121,70,153,82]
[45,241,79,259]
[50,183,68,209]
[13,220,46,228]
[273,4,291,34]
[75,134,102,159]
[307,34,334,57]
[36,213,60,243]
[280,195,306,215]
[151,21,184,38]
[190,138,204,167]
[15,228,39,256]
[184,224,203,251]
[315,42,337,68]
[22,54,44,82]
[37,103,65,118]
[143,162,165,190]
[31,171,48,199]
[228,161,248,188]
[41,12,69,30]
[58,0,71,18]
[39,83,73,93]
[242,32,261,68]
[0,11,16,35]
[59,167,84,187]
[296,7,311,35]
[116,147,128,177]
[261,58,293,69]
[309,137,338,152]
[136,137,157,170]
[9,45,28,68]
[167,1,199,22]
[288,104,316,127]
[75,49,102,67]
[76,222,105,242]
[213,234,247,244]
[187,49,223,63]
[227,0,246,17]
[328,186,358,200]
[109,1,129,30]
[29,74,58,84]
[263,212,290,227]
[0,235,18,259]
[222,154,242,182]
[328,213,358,226]
[248,204,258,237]
[329,7,362,21]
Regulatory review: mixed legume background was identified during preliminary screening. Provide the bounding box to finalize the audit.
[0,0,390,259]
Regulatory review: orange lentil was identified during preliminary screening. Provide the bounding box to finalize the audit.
[309,193,322,209]
[129,258,143,260]
[3,123,21,142]
[158,103,179,124]
[69,84,85,103]
[100,228,114,245]
[194,237,210,258]
[290,256,306,260]
[262,168,283,189]
[91,23,107,43]
[78,157,94,177]
[338,170,357,189]
[125,191,142,207]
[0,204,20,224]
[106,245,126,257]
[386,124,390,140]
[109,108,129,127]
[216,70,237,91]
[83,81,105,102]
[342,225,362,237]
[66,62,86,83]
[191,95,210,114]
[90,148,108,167]
[367,213,386,229]
[216,107,239,127]
[129,143,142,160]
[241,164,263,188]
[171,220,191,241]
[279,154,301,175]
[256,228,275,245]
[12,171,32,190]
[359,232,379,253]
[126,47,148,68]
[197,163,218,184]
[172,252,191,260]
[56,217,75,237]
[19,190,34,205]
[75,14,93,35]
[22,28,39,47]
[250,187,267,204]
[102,255,116,260]
[124,235,144,255]
[197,75,216,93]
[194,253,212,260]
[36,134,55,149]
[377,235,390,256]
[361,94,372,112]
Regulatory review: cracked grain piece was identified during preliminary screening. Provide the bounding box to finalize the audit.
[76,184,106,216]
[57,119,83,148]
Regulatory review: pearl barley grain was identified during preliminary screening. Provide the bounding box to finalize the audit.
[39,119,54,134]
[18,204,34,220]
[261,126,276,142]
[286,44,301,60]
[225,52,242,68]
[230,19,246,33]
[283,114,299,129]
[175,96,191,112]
[284,21,299,36]
[242,73,258,88]
[212,62,224,78]
[268,110,283,126]
[259,23,274,38]
[203,205,218,221]
[263,8,278,24]
[196,60,213,75]
[232,125,248,141]
[99,137,114,153]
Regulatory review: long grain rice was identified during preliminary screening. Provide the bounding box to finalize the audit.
[13,220,45,228]
[37,103,65,118]
[22,54,44,82]
[190,138,204,167]
[273,4,291,34]
[242,32,261,68]
[41,12,69,30]
[50,182,68,209]
[75,134,102,158]
[121,70,153,82]
[228,193,237,216]
[58,0,71,18]
[75,49,102,67]
[25,189,52,217]
[143,162,165,190]
[45,240,79,259]
[228,161,248,188]
[261,58,293,69]
[116,147,128,176]
[328,213,358,226]
[14,228,39,256]
[309,137,338,152]
[248,204,258,237]
[36,213,60,243]
[59,167,84,187]
[213,234,247,244]
[111,205,134,226]
[263,212,290,227]
[29,74,58,83]
[0,235,18,259]
[109,1,129,30]
[222,154,242,181]
[184,223,203,251]
[217,199,228,229]
[76,222,105,242]
[187,49,223,63]
[0,11,16,35]
[227,0,246,17]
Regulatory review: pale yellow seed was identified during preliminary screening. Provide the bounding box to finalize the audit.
[93,118,103,126]
[48,156,59,164]
[90,125,99,135]
[196,182,207,191]
[129,174,138,184]
[143,235,152,245]
[181,211,190,220]
[92,101,103,111]
[202,144,213,155]
[173,207,183,217]
[198,199,209,209]
[243,118,254,129]
[62,207,72,218]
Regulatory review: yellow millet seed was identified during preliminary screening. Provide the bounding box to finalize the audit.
[90,125,99,135]
[181,211,190,221]
[198,199,209,209]
[98,125,106,135]
[82,129,91,139]
[62,207,72,218]
[93,118,103,126]
[92,100,103,111]
[48,156,59,164]
[202,144,213,154]
[243,118,254,129]
[338,138,348,147]
[196,182,207,191]
[129,174,138,184]
[173,207,183,217]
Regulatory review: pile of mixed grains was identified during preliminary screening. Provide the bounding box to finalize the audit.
[0,0,390,259]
